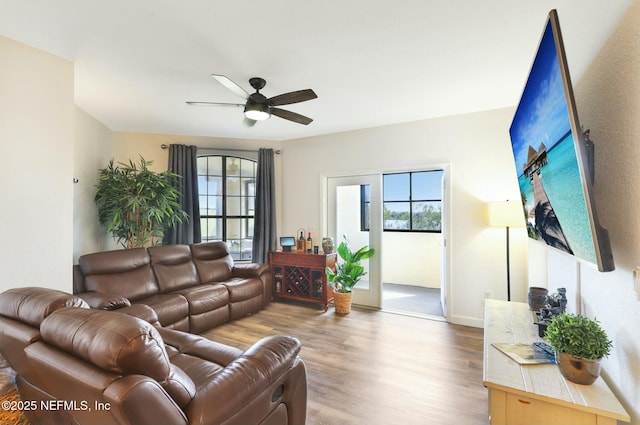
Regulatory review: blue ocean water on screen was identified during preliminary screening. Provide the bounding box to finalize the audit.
[518,132,596,264]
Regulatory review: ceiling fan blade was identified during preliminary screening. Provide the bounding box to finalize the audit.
[267,89,317,106]
[211,74,249,100]
[186,101,244,108]
[243,117,257,127]
[271,108,313,125]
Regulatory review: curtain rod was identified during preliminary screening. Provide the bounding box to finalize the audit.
[160,144,280,154]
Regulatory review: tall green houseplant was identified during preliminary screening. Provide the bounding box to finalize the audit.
[326,236,376,294]
[95,157,188,249]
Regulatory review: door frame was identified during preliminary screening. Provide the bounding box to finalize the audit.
[325,174,382,309]
[321,163,451,319]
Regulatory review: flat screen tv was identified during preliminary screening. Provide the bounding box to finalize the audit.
[509,9,614,272]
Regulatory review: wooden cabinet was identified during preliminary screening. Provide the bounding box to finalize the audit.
[483,299,629,425]
[269,251,336,311]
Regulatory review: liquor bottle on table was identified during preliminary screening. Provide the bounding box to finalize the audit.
[306,232,313,253]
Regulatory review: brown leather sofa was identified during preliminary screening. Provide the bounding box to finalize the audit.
[73,242,272,333]
[0,287,307,425]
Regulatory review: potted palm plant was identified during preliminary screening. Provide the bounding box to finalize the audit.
[326,236,375,314]
[95,157,188,249]
[544,313,612,385]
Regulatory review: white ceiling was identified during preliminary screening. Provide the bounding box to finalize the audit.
[0,0,633,141]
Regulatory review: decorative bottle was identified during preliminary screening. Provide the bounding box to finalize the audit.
[306,232,312,253]
[297,231,305,252]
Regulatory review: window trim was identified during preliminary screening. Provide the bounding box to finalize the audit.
[197,154,256,260]
[360,170,443,233]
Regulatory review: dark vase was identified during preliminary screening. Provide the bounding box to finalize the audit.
[528,287,548,311]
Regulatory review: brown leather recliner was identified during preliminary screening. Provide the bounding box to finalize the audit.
[0,288,307,425]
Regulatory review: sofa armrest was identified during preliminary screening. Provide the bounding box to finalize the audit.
[232,263,273,306]
[231,262,269,279]
[75,292,131,310]
[186,335,302,425]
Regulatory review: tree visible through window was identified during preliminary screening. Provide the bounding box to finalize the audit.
[197,155,256,260]
[361,170,443,232]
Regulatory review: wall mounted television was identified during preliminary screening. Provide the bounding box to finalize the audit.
[509,9,614,272]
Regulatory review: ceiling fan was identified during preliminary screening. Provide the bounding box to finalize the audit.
[187,74,317,126]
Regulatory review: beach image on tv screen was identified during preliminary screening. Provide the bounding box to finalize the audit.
[509,18,597,265]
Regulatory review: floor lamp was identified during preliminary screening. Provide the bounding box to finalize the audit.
[489,201,524,301]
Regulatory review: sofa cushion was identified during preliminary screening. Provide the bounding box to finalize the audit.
[174,284,229,315]
[135,294,189,328]
[190,242,233,283]
[40,307,196,408]
[80,248,160,301]
[149,245,200,293]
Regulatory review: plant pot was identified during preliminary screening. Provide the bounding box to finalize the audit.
[557,351,602,385]
[528,287,548,311]
[333,291,353,314]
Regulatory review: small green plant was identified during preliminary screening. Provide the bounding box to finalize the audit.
[95,157,188,249]
[544,313,612,360]
[326,236,375,294]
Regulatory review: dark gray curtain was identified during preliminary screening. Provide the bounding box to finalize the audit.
[252,148,277,263]
[164,144,201,245]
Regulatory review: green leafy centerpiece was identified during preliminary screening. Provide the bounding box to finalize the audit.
[544,313,612,385]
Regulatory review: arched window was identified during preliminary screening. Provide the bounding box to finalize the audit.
[197,155,256,261]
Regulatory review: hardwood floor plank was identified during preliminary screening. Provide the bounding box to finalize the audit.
[201,301,489,425]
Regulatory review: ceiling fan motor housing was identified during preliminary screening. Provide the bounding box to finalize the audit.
[249,77,266,91]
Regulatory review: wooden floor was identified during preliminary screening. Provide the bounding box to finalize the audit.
[201,301,489,425]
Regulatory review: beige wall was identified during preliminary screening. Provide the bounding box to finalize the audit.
[73,107,115,258]
[0,36,74,292]
[383,232,441,288]
[529,0,640,420]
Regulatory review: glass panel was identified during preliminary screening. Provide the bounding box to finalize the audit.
[226,158,241,177]
[240,239,253,261]
[201,218,222,240]
[361,184,371,202]
[412,201,442,231]
[246,218,254,238]
[227,239,241,260]
[336,184,370,290]
[383,173,410,201]
[240,178,254,196]
[226,177,241,196]
[205,176,222,196]
[198,156,223,176]
[243,196,255,215]
[226,218,241,239]
[199,195,222,216]
[227,196,241,215]
[241,159,255,177]
[412,170,443,200]
[384,202,410,229]
[197,156,208,175]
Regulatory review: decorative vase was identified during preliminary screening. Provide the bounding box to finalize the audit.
[333,291,353,314]
[322,237,335,254]
[528,287,548,311]
[557,352,602,385]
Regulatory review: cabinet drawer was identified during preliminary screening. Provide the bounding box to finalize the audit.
[504,393,596,425]
[270,252,329,268]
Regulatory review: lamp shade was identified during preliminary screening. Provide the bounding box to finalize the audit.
[488,201,524,227]
[244,102,271,121]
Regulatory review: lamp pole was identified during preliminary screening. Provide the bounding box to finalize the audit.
[506,225,511,301]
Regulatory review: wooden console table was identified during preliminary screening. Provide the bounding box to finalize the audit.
[483,299,629,425]
[269,251,336,311]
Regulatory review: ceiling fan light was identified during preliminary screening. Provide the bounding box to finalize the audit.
[244,103,271,121]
